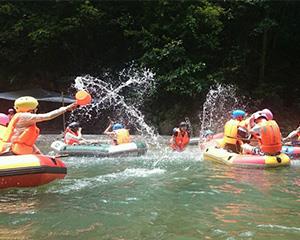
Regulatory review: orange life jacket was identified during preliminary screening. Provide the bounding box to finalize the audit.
[258,120,282,155]
[64,128,80,145]
[171,128,190,151]
[115,129,131,145]
[0,113,40,155]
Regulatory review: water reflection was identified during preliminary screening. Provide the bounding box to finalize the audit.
[0,193,39,215]
[213,203,253,224]
[0,224,33,240]
[208,164,288,194]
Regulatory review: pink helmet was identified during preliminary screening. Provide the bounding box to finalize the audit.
[261,109,273,120]
[0,113,9,126]
[253,112,267,122]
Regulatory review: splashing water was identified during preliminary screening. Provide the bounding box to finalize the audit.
[199,84,250,139]
[70,66,160,143]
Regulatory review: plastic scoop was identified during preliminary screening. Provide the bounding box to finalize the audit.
[75,90,92,106]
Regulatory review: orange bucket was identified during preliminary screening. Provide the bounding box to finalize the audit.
[75,90,92,106]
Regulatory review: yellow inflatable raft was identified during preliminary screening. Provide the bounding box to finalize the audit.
[203,146,290,168]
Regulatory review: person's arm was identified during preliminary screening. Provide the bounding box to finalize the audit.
[249,125,260,138]
[21,103,77,123]
[33,144,42,154]
[104,123,115,137]
[65,131,82,141]
[283,130,298,142]
[77,128,83,139]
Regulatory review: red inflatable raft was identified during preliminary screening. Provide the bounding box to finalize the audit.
[0,154,67,189]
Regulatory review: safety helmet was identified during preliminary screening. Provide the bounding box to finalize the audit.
[8,108,15,113]
[68,122,80,131]
[261,109,273,120]
[179,122,188,128]
[14,96,38,112]
[0,113,9,126]
[253,112,267,121]
[232,110,246,119]
[112,123,124,131]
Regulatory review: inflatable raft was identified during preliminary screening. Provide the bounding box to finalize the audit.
[51,141,147,157]
[189,138,199,145]
[189,133,224,146]
[203,146,290,168]
[282,145,300,158]
[0,154,67,189]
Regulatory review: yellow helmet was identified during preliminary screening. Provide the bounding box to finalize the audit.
[14,96,39,112]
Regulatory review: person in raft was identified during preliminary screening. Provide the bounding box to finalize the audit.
[0,113,10,141]
[216,109,246,153]
[241,111,282,155]
[0,96,76,155]
[7,108,15,122]
[64,122,87,145]
[170,121,190,152]
[240,108,273,132]
[282,124,300,145]
[0,113,9,127]
[104,122,131,145]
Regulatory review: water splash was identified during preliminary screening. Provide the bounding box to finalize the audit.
[199,84,250,139]
[47,168,166,194]
[69,65,160,143]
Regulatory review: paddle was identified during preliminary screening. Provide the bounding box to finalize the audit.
[48,154,69,158]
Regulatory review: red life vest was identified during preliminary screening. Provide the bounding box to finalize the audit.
[171,128,190,151]
[258,120,282,155]
[64,128,80,145]
[0,113,40,155]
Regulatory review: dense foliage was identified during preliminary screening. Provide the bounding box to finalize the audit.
[0,0,299,106]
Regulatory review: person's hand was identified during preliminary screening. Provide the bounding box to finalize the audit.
[66,103,78,111]
[35,149,42,154]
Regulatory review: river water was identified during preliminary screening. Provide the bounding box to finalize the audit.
[0,135,299,240]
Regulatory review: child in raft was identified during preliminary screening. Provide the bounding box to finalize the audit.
[64,122,88,145]
[0,96,76,155]
[170,121,190,152]
[104,121,131,145]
